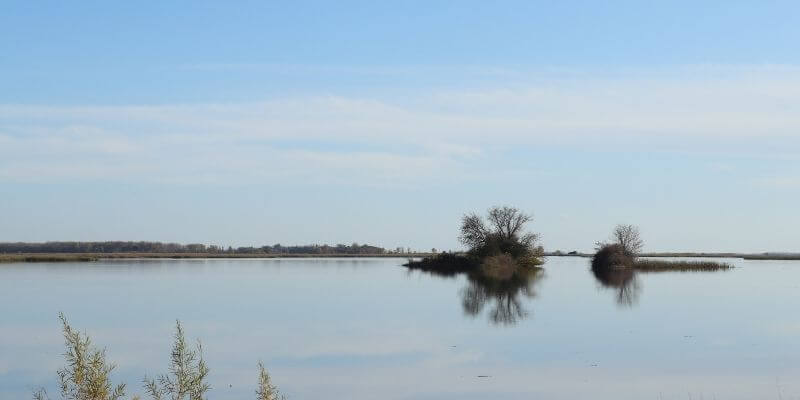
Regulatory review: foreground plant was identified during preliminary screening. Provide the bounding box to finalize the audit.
[35,316,286,400]
[143,321,210,400]
[256,362,285,400]
[33,313,130,400]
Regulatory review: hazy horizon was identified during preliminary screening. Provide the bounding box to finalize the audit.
[3,1,800,253]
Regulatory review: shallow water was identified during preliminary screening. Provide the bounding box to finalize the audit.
[1,256,799,399]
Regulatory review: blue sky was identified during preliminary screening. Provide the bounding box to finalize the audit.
[2,1,800,252]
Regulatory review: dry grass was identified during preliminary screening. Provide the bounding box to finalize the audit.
[642,252,800,261]
[480,254,517,280]
[593,245,732,273]
[633,259,733,272]
[0,254,99,263]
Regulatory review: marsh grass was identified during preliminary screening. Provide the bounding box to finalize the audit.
[633,259,733,272]
[0,254,99,263]
[403,253,477,276]
[592,244,731,273]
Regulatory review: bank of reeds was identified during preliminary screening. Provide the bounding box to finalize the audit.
[404,253,476,277]
[592,244,732,273]
[633,259,733,272]
[0,254,99,263]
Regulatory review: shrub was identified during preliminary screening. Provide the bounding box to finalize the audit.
[256,362,285,400]
[144,321,210,400]
[591,244,634,271]
[480,254,517,280]
[33,313,128,400]
[35,316,286,400]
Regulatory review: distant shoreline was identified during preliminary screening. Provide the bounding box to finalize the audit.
[3,252,800,263]
[0,253,435,263]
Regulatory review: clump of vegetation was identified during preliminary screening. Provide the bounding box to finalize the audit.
[0,254,99,263]
[405,206,544,280]
[459,206,544,266]
[591,243,634,271]
[480,254,518,280]
[34,316,286,400]
[144,321,210,400]
[256,362,285,400]
[592,224,731,272]
[633,259,732,272]
[404,252,477,276]
[33,313,129,400]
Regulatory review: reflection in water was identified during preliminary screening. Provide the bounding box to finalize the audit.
[406,261,544,325]
[591,266,641,307]
[461,268,544,325]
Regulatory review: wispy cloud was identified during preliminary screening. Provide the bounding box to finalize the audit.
[2,66,799,185]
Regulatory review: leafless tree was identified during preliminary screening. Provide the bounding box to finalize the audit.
[487,206,532,240]
[460,206,537,248]
[459,213,489,249]
[612,224,643,256]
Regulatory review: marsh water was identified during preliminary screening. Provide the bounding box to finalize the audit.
[2,256,799,399]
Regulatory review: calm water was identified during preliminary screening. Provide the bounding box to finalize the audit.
[2,257,799,399]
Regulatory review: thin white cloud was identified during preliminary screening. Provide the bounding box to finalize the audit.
[1,67,799,185]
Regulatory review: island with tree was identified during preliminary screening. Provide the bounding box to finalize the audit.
[591,224,733,273]
[405,206,545,278]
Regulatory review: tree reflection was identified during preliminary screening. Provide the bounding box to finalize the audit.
[406,259,544,326]
[591,264,641,307]
[460,267,544,325]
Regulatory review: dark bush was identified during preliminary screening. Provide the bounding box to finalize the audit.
[591,244,634,272]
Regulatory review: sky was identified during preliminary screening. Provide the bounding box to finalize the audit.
[2,1,800,252]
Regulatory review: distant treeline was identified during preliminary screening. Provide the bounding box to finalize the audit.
[0,241,390,255]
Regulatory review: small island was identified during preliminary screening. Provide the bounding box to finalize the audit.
[405,206,545,279]
[591,224,733,273]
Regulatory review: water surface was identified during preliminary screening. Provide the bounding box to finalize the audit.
[1,257,799,399]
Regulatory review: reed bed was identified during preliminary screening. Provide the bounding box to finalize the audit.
[633,259,733,272]
[0,254,99,263]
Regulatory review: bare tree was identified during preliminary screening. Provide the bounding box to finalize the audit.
[612,224,643,257]
[459,206,541,262]
[486,206,532,240]
[459,213,489,248]
[460,206,534,248]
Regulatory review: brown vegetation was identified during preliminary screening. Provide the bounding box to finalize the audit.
[0,254,100,263]
[633,259,732,272]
